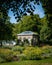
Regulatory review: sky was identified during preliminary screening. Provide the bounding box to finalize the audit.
[8,2,45,23]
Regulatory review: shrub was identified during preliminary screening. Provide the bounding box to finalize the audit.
[0,48,14,62]
[2,46,13,49]
[13,51,20,56]
[41,45,52,59]
[0,57,6,63]
[17,54,26,60]
[23,47,42,60]
[23,46,52,60]
[12,46,25,53]
[41,46,52,55]
[0,46,52,62]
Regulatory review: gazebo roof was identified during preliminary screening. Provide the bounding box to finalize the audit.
[17,31,38,36]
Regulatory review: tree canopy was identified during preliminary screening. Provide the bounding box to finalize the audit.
[13,15,52,45]
[12,15,41,40]
[0,0,52,45]
[0,0,39,21]
[0,0,52,21]
[40,0,52,42]
[0,13,13,41]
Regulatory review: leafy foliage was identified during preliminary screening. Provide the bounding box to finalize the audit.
[13,15,41,38]
[40,0,52,42]
[23,46,52,60]
[0,0,39,21]
[0,48,14,62]
[0,0,52,45]
[0,45,52,62]
[40,17,52,44]
[0,13,14,46]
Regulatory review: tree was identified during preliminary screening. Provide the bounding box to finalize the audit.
[40,0,52,22]
[0,0,52,45]
[40,17,52,45]
[40,0,52,43]
[0,0,39,21]
[0,0,52,25]
[0,0,39,44]
[40,23,51,41]
[0,13,13,46]
[13,15,41,37]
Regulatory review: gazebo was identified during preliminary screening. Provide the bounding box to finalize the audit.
[17,31,39,46]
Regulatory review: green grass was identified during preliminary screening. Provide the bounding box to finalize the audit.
[0,58,52,65]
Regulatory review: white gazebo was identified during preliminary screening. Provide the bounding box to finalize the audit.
[17,31,39,46]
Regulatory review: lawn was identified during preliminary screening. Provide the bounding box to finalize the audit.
[0,58,52,65]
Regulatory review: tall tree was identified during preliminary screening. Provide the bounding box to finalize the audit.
[40,17,51,42]
[0,12,13,46]
[13,15,41,39]
[40,0,52,42]
[0,0,52,44]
